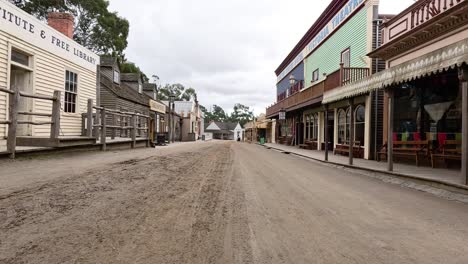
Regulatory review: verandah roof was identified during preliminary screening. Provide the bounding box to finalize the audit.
[322,38,468,104]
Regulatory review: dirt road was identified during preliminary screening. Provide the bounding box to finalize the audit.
[1,141,468,263]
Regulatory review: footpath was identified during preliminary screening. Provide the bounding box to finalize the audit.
[262,143,468,195]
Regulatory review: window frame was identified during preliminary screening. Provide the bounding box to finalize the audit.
[64,70,78,113]
[113,69,120,84]
[312,69,320,82]
[341,48,351,68]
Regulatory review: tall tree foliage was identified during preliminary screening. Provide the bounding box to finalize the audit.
[202,104,254,126]
[13,0,129,58]
[158,84,198,102]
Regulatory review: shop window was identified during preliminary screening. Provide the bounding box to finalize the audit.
[312,113,319,140]
[305,115,310,140]
[312,69,319,82]
[355,105,365,144]
[338,108,351,144]
[64,70,78,113]
[393,69,461,147]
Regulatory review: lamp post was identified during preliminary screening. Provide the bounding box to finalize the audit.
[169,94,176,143]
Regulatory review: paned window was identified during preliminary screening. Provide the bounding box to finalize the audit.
[64,70,78,113]
[113,70,120,84]
[355,105,365,144]
[11,49,30,67]
[312,69,319,82]
[341,48,351,67]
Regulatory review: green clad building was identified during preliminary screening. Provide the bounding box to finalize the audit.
[267,0,387,160]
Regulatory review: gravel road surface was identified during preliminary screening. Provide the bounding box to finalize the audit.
[1,141,468,263]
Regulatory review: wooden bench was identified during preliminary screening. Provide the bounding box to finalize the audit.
[334,141,363,158]
[378,140,429,167]
[431,140,461,168]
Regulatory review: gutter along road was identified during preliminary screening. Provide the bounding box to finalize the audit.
[1,141,468,263]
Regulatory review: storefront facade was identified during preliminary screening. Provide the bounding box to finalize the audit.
[323,0,468,183]
[267,0,379,160]
[0,0,99,146]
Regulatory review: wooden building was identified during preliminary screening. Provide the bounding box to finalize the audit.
[99,58,150,137]
[0,0,99,151]
[323,0,468,184]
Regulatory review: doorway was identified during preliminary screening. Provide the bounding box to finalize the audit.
[10,65,33,136]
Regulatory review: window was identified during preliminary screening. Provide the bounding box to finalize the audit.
[113,70,120,84]
[355,105,365,144]
[341,48,351,67]
[138,82,143,94]
[312,69,319,82]
[312,113,319,140]
[11,49,30,67]
[64,70,78,113]
[338,109,348,144]
[305,115,310,140]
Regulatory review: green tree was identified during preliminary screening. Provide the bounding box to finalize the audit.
[181,88,197,101]
[157,84,186,101]
[229,103,254,126]
[13,0,129,57]
[120,61,149,82]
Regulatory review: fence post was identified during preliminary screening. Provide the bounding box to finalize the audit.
[111,113,116,140]
[147,117,151,147]
[86,99,93,137]
[50,91,61,139]
[101,108,107,151]
[131,114,136,148]
[93,105,100,140]
[7,86,19,159]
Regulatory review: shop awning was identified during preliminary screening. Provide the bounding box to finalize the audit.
[323,38,468,104]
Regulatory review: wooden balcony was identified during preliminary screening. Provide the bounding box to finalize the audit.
[372,0,467,60]
[266,66,370,117]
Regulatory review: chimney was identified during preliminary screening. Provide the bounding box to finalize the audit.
[48,12,74,39]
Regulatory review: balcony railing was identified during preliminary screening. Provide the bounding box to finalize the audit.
[411,0,462,29]
[340,64,370,86]
[267,66,370,117]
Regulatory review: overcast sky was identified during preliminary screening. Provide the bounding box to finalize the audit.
[108,0,414,115]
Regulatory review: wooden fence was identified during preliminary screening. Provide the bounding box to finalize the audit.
[0,86,60,158]
[82,99,151,151]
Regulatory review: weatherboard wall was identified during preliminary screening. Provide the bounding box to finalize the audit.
[304,7,369,86]
[0,0,100,146]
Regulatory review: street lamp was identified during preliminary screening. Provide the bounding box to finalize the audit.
[289,74,296,86]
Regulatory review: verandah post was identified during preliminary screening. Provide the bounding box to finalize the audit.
[7,86,19,159]
[86,99,93,137]
[459,65,468,185]
[50,91,61,139]
[324,104,329,162]
[349,98,354,166]
[387,88,394,172]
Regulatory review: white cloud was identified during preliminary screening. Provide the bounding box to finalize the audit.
[108,0,415,115]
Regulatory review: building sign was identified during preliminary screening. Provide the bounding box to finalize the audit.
[150,99,166,114]
[0,0,99,71]
[277,0,365,83]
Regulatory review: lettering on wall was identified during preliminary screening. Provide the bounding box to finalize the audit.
[277,0,365,83]
[0,0,99,70]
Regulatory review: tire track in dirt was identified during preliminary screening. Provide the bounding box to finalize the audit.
[0,142,253,264]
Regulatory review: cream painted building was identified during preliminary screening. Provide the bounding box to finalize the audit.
[0,0,99,146]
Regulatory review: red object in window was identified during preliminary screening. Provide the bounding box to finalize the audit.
[413,132,421,141]
[438,133,447,146]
